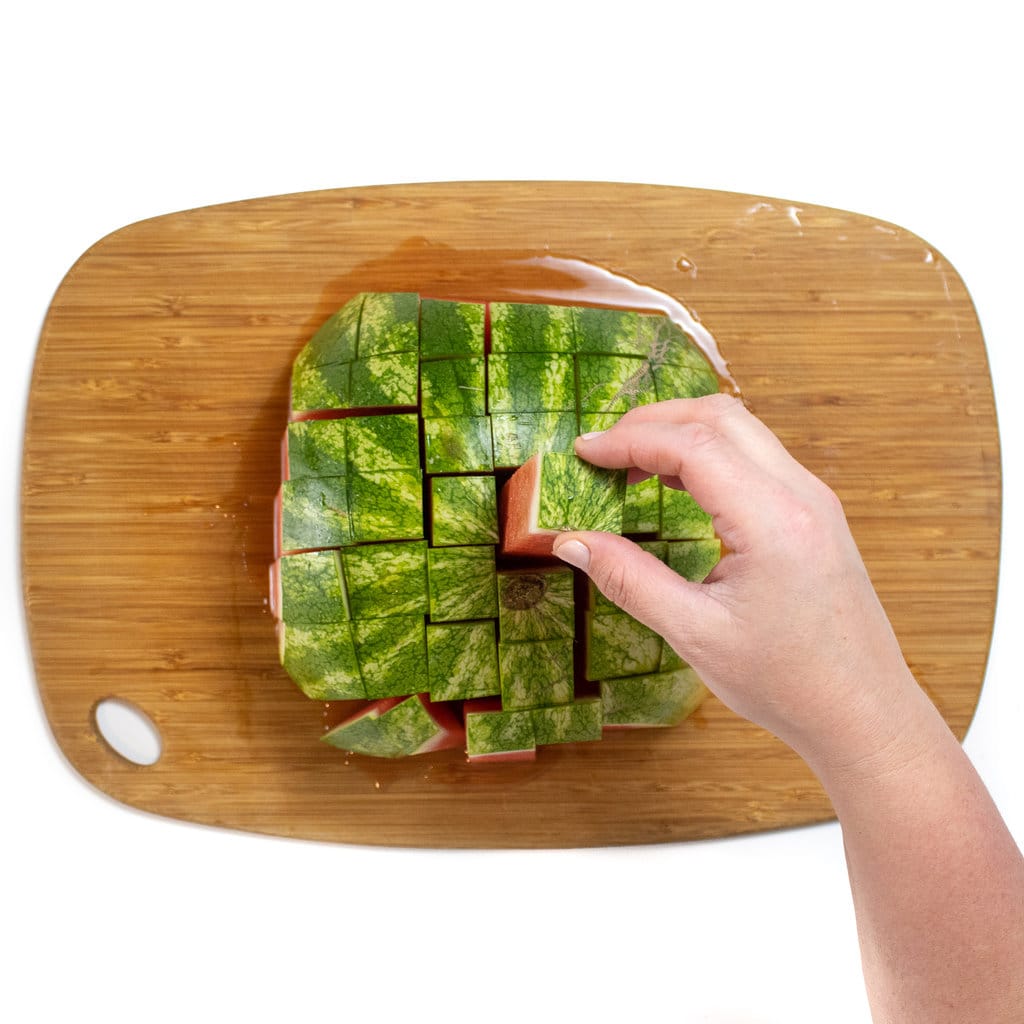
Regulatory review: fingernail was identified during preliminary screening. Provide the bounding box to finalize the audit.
[553,538,591,571]
[578,430,605,442]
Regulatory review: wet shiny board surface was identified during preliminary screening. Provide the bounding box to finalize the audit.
[21,181,998,848]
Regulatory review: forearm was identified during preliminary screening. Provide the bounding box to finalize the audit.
[807,682,1024,1023]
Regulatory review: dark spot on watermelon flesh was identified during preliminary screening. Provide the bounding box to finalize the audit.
[500,573,547,610]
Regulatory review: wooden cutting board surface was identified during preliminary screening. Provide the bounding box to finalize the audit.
[22,181,999,848]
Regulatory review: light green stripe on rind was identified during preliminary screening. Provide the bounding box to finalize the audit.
[353,615,429,698]
[499,638,574,710]
[576,354,657,413]
[341,541,428,619]
[536,452,625,534]
[465,707,536,756]
[356,292,420,356]
[280,621,365,699]
[290,361,350,414]
[420,299,485,358]
[430,475,499,546]
[660,487,714,540]
[498,568,575,642]
[530,698,603,746]
[489,302,575,353]
[426,545,498,621]
[287,420,347,479]
[349,352,419,408]
[423,417,494,473]
[279,550,348,624]
[280,477,352,551]
[600,668,708,727]
[420,357,486,417]
[487,353,576,413]
[298,295,363,368]
[622,475,661,534]
[427,621,500,701]
[585,611,663,680]
[490,412,578,468]
[348,469,424,543]
[667,539,722,582]
[345,414,420,472]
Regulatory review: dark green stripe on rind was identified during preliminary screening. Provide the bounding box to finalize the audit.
[490,412,578,468]
[585,611,663,679]
[576,354,657,413]
[420,357,486,417]
[427,621,501,701]
[487,353,577,413]
[353,615,429,698]
[465,707,536,756]
[279,621,365,699]
[660,487,714,540]
[298,295,363,368]
[426,545,498,621]
[356,292,420,356]
[499,638,574,709]
[423,417,494,473]
[290,360,350,414]
[420,299,485,358]
[345,414,420,473]
[349,352,419,408]
[600,668,708,727]
[536,452,625,534]
[498,568,575,642]
[489,302,575,353]
[341,541,428,619]
[348,469,424,543]
[286,420,347,479]
[279,550,348,624]
[430,475,499,546]
[530,698,603,746]
[280,477,351,550]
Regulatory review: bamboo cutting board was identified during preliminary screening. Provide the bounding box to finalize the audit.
[22,181,999,848]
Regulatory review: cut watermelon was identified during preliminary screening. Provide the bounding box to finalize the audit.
[426,620,500,702]
[426,544,498,622]
[423,416,494,474]
[498,638,574,710]
[278,549,349,624]
[585,610,663,680]
[348,469,423,543]
[487,353,577,413]
[497,567,574,642]
[353,615,429,699]
[576,353,657,414]
[490,411,578,468]
[341,540,428,619]
[660,487,714,540]
[420,357,487,418]
[279,476,351,553]
[420,298,485,359]
[464,698,537,762]
[278,620,365,700]
[345,414,420,473]
[321,694,464,757]
[489,301,575,353]
[531,698,603,746]
[285,419,347,480]
[667,538,722,581]
[601,668,708,728]
[356,292,420,357]
[430,475,499,547]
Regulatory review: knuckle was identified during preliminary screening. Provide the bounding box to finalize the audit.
[593,559,635,611]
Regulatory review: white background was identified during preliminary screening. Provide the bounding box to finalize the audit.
[4,3,1021,1021]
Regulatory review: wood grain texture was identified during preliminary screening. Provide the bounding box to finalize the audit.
[21,181,999,848]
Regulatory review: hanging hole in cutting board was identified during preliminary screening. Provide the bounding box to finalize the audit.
[93,699,162,766]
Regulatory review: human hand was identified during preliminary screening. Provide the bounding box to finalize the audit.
[552,394,927,774]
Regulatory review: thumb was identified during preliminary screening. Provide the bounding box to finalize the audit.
[551,532,726,659]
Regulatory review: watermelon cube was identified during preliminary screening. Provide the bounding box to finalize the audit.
[576,354,657,414]
[585,610,663,680]
[490,411,578,469]
[285,419,347,480]
[622,474,661,534]
[341,540,428,619]
[497,568,575,642]
[296,295,362,368]
[426,620,500,702]
[465,699,537,762]
[577,412,620,435]
[278,476,351,553]
[290,360,350,417]
[572,306,650,357]
[600,668,708,728]
[321,694,464,757]
[277,550,350,624]
[345,414,420,473]
[420,299,485,359]
[356,292,420,357]
[498,638,574,710]
[423,416,494,473]
[353,615,429,699]
[489,302,575,353]
[667,538,722,582]
[500,451,626,557]
[530,698,603,746]
[426,544,498,622]
[420,357,486,418]
[660,487,714,540]
[430,475,499,546]
[278,620,365,700]
[349,351,419,408]
[487,353,576,413]
[651,359,719,402]
[347,469,424,543]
